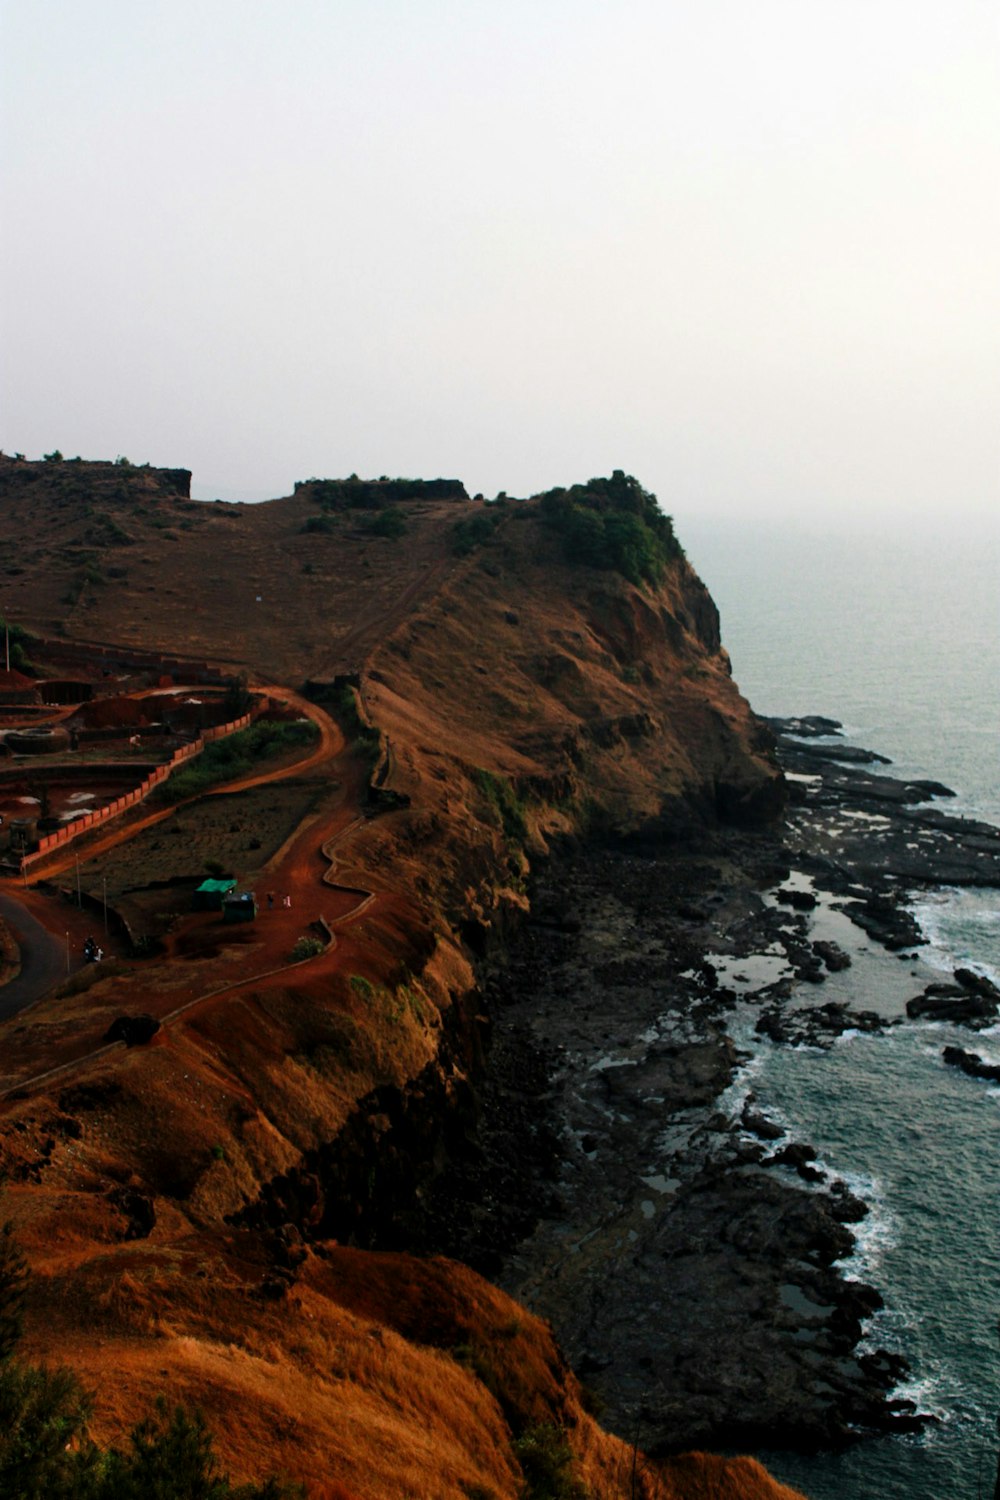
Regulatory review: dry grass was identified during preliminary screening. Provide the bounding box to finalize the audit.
[11,1236,809,1500]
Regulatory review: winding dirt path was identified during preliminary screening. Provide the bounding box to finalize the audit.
[0,680,392,1083]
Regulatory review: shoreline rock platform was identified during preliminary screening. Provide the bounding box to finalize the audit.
[423,719,1000,1454]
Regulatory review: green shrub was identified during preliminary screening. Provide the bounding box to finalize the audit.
[0,616,34,672]
[450,510,500,556]
[512,1425,586,1500]
[474,770,528,846]
[300,514,336,535]
[537,470,683,585]
[360,507,406,539]
[160,720,318,804]
[322,685,380,766]
[87,513,132,547]
[291,936,324,962]
[294,475,466,510]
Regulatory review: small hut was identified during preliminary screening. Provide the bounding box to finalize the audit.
[192,878,236,911]
[223,890,257,923]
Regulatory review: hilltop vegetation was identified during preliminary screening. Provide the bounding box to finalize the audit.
[537,471,684,585]
[294,475,467,509]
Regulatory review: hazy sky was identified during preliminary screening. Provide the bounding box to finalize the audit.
[2,1,997,527]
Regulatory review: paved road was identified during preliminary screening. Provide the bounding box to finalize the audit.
[0,894,68,1020]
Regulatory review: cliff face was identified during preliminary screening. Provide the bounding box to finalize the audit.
[0,468,800,1498]
[356,502,782,951]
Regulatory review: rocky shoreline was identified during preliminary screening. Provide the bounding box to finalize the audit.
[426,719,1000,1455]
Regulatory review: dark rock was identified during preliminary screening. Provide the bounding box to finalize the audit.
[812,940,851,972]
[828,1180,868,1223]
[906,990,998,1027]
[789,743,891,766]
[775,887,817,910]
[104,1014,161,1047]
[859,1349,910,1388]
[954,968,1000,1002]
[840,898,924,951]
[108,1186,156,1240]
[942,1046,1000,1083]
[765,1142,826,1183]
[741,1104,785,1141]
[765,715,843,739]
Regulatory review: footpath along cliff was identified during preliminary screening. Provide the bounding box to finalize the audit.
[0,460,808,1499]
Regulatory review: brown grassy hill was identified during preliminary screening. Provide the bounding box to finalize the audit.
[0,458,801,1498]
[0,457,470,682]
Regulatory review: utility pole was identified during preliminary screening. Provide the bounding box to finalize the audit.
[103,874,108,935]
[75,853,81,908]
[65,932,70,976]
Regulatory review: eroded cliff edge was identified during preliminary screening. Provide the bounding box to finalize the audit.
[0,467,806,1499]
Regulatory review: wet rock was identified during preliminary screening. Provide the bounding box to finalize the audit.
[756,1001,887,1050]
[840,898,924,951]
[828,1180,869,1223]
[791,743,891,766]
[954,968,1000,1003]
[765,715,843,739]
[859,1348,910,1388]
[741,1102,785,1141]
[765,1142,826,1183]
[775,887,818,911]
[942,1046,1000,1083]
[813,940,851,972]
[906,990,998,1027]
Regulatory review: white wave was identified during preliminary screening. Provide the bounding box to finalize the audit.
[909,887,1000,989]
[830,1168,898,1276]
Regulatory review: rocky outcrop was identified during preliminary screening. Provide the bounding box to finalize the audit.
[943,1045,1000,1083]
[906,971,1000,1028]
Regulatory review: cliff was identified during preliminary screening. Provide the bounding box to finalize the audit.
[0,463,800,1498]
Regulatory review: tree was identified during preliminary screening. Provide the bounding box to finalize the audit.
[0,1224,302,1498]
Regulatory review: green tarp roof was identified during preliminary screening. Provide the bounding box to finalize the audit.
[196,879,236,893]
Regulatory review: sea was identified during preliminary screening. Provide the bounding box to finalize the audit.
[680,514,1000,1500]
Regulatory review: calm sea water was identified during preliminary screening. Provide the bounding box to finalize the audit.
[680,516,1000,1500]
